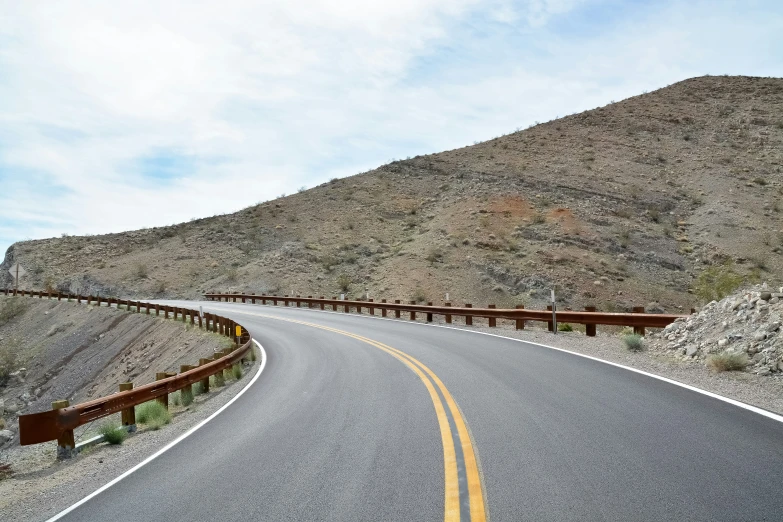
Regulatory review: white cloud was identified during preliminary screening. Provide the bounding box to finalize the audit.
[0,0,781,255]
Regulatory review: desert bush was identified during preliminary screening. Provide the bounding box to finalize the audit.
[623,333,644,352]
[531,212,546,225]
[180,388,194,406]
[99,422,127,445]
[225,268,238,282]
[232,363,242,380]
[753,177,767,186]
[425,248,442,264]
[0,298,28,326]
[0,338,19,386]
[136,401,171,430]
[193,381,205,395]
[558,323,573,332]
[692,262,744,302]
[134,263,148,279]
[337,273,351,292]
[707,351,748,372]
[412,288,427,303]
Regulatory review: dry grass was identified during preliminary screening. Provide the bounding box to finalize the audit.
[707,351,749,372]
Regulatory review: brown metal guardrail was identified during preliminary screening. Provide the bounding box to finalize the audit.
[204,292,687,336]
[2,288,255,456]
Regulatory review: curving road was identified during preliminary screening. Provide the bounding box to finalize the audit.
[50,300,783,521]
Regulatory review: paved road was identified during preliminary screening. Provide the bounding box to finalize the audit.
[52,301,783,521]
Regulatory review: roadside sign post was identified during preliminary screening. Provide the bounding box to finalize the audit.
[551,289,557,334]
[8,262,27,296]
[235,325,242,345]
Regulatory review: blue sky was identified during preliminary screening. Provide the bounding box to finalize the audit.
[0,0,781,257]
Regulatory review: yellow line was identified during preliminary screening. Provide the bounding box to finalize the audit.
[214,307,487,521]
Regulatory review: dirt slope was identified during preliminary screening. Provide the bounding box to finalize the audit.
[0,296,233,448]
[2,75,782,312]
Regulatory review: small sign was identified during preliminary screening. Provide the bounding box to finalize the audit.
[235,325,242,337]
[8,262,26,279]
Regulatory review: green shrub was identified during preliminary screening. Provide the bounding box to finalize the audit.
[623,334,644,352]
[337,273,351,292]
[232,363,243,380]
[707,351,749,372]
[136,400,171,430]
[193,381,205,395]
[558,323,573,332]
[412,288,427,303]
[98,422,127,445]
[0,298,28,326]
[180,388,194,406]
[0,338,19,386]
[692,262,744,302]
[171,391,182,407]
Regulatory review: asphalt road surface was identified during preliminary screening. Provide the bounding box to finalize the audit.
[50,300,783,522]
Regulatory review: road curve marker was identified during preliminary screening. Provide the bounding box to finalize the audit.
[45,340,268,522]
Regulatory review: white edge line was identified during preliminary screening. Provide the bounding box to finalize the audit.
[45,339,268,522]
[208,301,783,425]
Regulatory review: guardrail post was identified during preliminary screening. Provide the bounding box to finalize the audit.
[119,383,136,429]
[356,300,362,314]
[296,296,301,307]
[198,313,203,328]
[409,301,416,321]
[394,300,401,318]
[284,296,289,306]
[154,304,160,316]
[155,373,169,409]
[444,302,452,323]
[515,305,525,330]
[57,292,61,301]
[199,358,211,392]
[465,304,472,326]
[369,299,374,315]
[426,302,433,323]
[320,297,325,310]
[381,299,387,317]
[584,306,596,336]
[242,293,246,303]
[179,365,194,401]
[52,400,76,459]
[546,306,554,331]
[488,304,496,327]
[633,306,646,336]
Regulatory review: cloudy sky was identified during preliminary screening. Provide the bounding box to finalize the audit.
[0,0,780,256]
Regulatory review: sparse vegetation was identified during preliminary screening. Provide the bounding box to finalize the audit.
[134,263,148,279]
[98,422,127,445]
[753,177,767,186]
[623,333,644,352]
[531,212,546,225]
[0,338,18,386]
[707,351,749,372]
[412,288,427,303]
[0,298,28,326]
[232,363,242,380]
[337,273,351,292]
[136,401,171,430]
[558,323,573,332]
[692,262,744,302]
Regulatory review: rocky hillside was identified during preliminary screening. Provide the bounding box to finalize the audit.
[2,76,782,313]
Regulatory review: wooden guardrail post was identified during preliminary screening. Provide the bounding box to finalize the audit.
[633,306,646,336]
[180,366,194,401]
[296,296,301,308]
[584,306,596,336]
[119,383,136,429]
[199,358,211,392]
[57,292,61,301]
[155,373,169,409]
[488,304,496,327]
[198,313,203,328]
[381,299,387,317]
[320,297,325,310]
[356,300,362,314]
[409,301,416,321]
[546,306,554,331]
[369,299,374,315]
[515,305,525,330]
[394,300,401,318]
[164,306,169,319]
[426,302,433,322]
[53,400,76,459]
[465,303,473,326]
[444,302,452,324]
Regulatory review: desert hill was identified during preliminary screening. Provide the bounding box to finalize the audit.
[3,75,782,313]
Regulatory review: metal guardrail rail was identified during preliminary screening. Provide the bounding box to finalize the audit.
[2,289,254,456]
[204,292,686,336]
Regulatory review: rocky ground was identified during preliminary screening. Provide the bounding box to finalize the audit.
[648,284,783,376]
[3,76,783,315]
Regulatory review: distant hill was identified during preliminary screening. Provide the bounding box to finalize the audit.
[3,75,782,313]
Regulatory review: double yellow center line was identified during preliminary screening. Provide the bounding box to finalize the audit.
[215,307,487,521]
